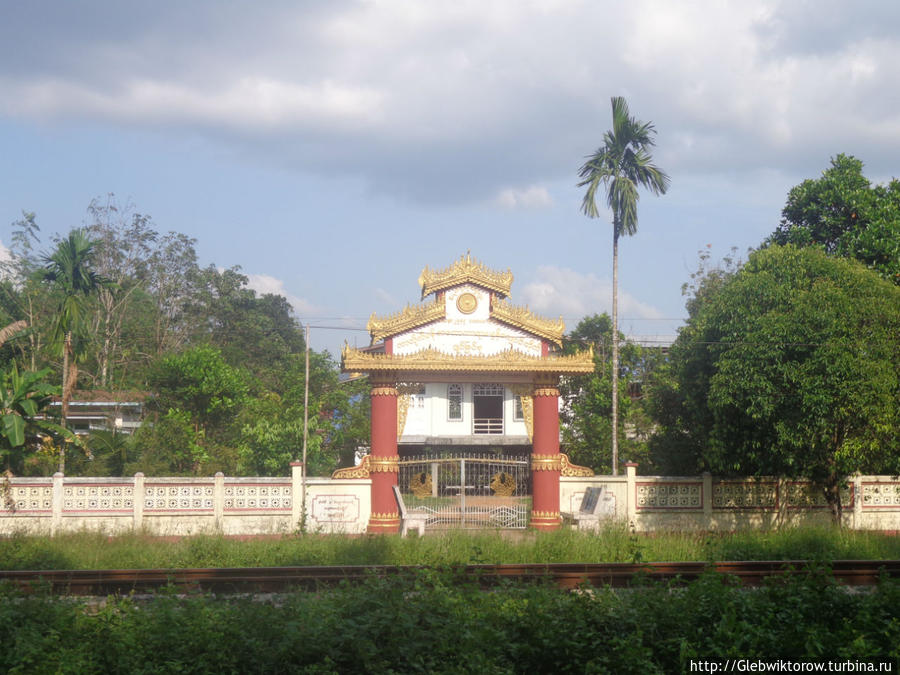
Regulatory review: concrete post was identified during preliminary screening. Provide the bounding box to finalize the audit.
[625,463,638,528]
[133,472,145,531]
[852,473,863,530]
[51,472,64,535]
[702,472,713,524]
[214,472,225,532]
[291,461,304,530]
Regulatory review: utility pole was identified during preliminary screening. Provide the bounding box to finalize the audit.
[301,323,310,530]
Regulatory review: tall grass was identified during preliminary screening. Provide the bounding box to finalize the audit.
[1,525,898,570]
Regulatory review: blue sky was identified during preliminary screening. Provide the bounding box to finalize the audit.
[2,1,899,355]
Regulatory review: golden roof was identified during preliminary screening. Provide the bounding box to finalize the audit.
[341,345,594,375]
[367,299,445,343]
[418,253,513,299]
[490,298,565,347]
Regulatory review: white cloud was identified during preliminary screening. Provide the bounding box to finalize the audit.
[494,185,553,209]
[244,273,319,316]
[520,266,664,321]
[2,1,900,200]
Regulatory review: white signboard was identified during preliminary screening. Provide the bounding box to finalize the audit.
[311,495,360,523]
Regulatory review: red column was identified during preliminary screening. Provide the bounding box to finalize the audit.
[368,378,400,533]
[530,381,561,530]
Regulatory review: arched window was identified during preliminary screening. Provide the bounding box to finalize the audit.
[447,384,462,420]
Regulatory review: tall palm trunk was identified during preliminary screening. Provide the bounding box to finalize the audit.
[611,227,619,476]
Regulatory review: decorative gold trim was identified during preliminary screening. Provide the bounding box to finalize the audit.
[396,383,422,437]
[559,453,594,477]
[369,455,400,473]
[409,472,433,498]
[510,385,534,441]
[332,455,371,479]
[368,299,445,342]
[343,346,594,375]
[369,512,400,523]
[456,292,477,314]
[398,394,411,437]
[419,253,513,298]
[532,387,560,398]
[490,298,564,346]
[371,386,399,397]
[531,454,562,471]
[531,511,561,519]
[489,472,516,496]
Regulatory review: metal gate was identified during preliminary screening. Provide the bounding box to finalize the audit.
[398,452,531,529]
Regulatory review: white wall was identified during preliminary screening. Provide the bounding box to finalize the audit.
[5,467,898,536]
[400,382,529,439]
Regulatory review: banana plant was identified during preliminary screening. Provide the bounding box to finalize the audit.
[0,364,77,471]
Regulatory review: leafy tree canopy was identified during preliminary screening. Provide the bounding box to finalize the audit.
[148,345,249,433]
[769,154,900,284]
[560,314,661,473]
[656,245,900,520]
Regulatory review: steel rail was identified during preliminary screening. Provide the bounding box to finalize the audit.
[1,560,898,596]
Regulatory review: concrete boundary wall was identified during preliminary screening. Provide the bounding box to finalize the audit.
[561,465,900,531]
[1,464,371,536]
[3,463,899,535]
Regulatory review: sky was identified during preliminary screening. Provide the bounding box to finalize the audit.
[2,1,899,356]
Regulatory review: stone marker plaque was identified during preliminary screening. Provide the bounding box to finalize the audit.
[311,495,360,523]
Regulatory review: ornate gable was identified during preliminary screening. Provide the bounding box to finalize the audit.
[418,253,513,299]
[359,254,569,353]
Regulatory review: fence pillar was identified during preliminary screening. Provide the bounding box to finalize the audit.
[214,472,225,532]
[625,463,638,528]
[291,461,304,530]
[133,472,145,531]
[776,477,789,527]
[51,472,64,535]
[852,473,863,530]
[703,472,713,525]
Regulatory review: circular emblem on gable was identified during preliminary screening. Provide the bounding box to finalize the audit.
[456,292,477,314]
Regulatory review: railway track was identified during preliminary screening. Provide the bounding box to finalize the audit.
[2,560,899,595]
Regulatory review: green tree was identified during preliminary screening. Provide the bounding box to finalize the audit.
[578,96,670,475]
[128,409,208,476]
[658,246,900,522]
[37,229,109,472]
[0,364,75,475]
[647,247,743,474]
[148,345,249,436]
[184,265,306,392]
[769,154,900,284]
[559,314,660,473]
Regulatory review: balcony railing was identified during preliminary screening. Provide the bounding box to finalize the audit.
[473,418,503,434]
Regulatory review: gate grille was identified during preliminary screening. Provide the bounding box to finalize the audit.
[398,453,531,529]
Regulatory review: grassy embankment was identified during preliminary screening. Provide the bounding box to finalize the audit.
[1,525,898,570]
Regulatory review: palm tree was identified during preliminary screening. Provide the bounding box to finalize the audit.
[38,229,108,472]
[578,97,669,475]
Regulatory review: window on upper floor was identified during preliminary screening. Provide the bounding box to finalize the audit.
[448,384,462,420]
